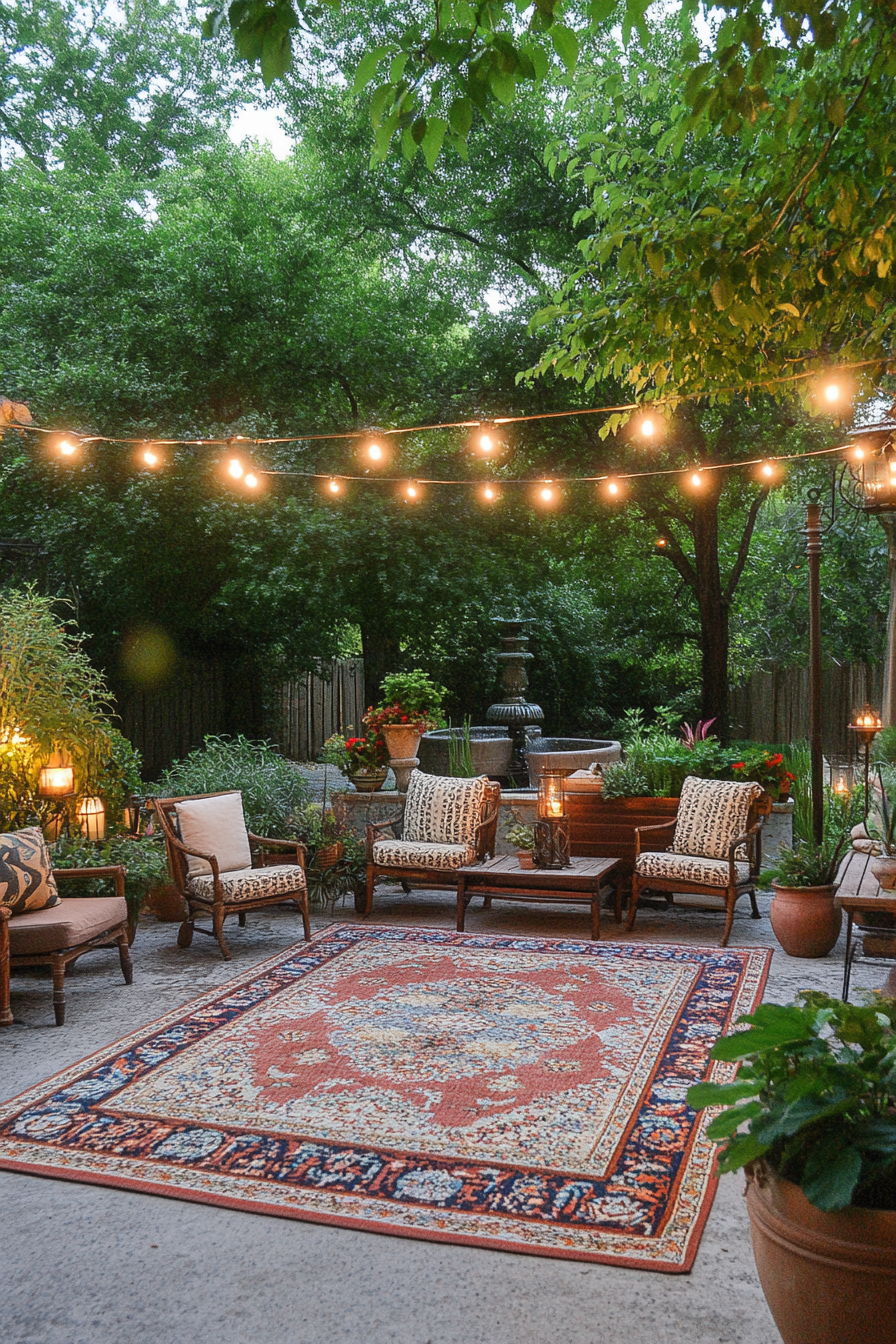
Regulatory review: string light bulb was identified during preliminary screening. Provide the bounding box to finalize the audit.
[328,478,341,494]
[368,442,383,462]
[539,482,555,504]
[481,484,498,502]
[761,461,774,478]
[852,445,865,461]
[227,457,244,480]
[56,435,80,458]
[141,445,160,468]
[244,472,259,489]
[690,470,704,488]
[656,536,668,548]
[824,382,841,404]
[640,417,655,439]
[403,480,420,501]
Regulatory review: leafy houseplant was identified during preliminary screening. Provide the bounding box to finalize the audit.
[761,832,848,958]
[51,833,170,936]
[365,671,447,730]
[731,749,796,801]
[505,821,536,868]
[687,994,896,1343]
[601,758,649,800]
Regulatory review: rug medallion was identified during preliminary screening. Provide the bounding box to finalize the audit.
[0,925,770,1271]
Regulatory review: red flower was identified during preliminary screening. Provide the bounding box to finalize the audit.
[766,752,784,767]
[733,762,745,770]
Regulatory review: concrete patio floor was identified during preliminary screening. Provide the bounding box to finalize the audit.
[1,877,890,1344]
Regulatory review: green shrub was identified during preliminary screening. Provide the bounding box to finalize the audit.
[51,833,169,922]
[150,735,310,837]
[601,759,650,799]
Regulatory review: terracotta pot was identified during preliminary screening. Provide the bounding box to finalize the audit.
[769,882,842,957]
[348,769,389,793]
[381,724,423,760]
[745,1162,896,1344]
[517,851,535,869]
[147,883,188,923]
[870,856,896,891]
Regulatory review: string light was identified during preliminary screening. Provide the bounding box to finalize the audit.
[474,421,500,454]
[656,536,668,548]
[328,478,341,494]
[227,458,244,480]
[853,445,865,461]
[140,444,161,468]
[602,477,625,501]
[538,482,556,504]
[244,472,259,489]
[403,480,420,501]
[761,461,774,478]
[824,382,841,404]
[690,470,704,488]
[481,484,499,502]
[368,442,383,461]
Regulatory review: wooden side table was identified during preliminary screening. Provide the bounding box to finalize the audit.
[456,855,621,941]
[837,891,896,1000]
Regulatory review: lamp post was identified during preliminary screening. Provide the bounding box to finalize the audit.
[534,770,571,869]
[848,704,883,819]
[805,496,824,845]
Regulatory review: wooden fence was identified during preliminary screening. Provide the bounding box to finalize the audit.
[275,659,367,762]
[114,657,366,779]
[729,662,884,755]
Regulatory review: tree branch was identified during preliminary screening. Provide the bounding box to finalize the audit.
[638,504,698,588]
[723,486,769,605]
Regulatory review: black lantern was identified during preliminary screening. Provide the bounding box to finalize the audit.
[534,770,571,869]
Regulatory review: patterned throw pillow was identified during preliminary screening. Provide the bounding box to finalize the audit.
[671,777,762,861]
[0,827,61,914]
[403,773,486,847]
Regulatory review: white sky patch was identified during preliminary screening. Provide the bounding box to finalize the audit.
[228,104,294,159]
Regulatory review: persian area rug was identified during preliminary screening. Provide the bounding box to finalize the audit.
[0,925,770,1271]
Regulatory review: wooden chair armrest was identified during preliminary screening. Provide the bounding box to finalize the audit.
[52,865,126,900]
[633,819,676,858]
[473,798,501,859]
[247,833,307,870]
[728,817,765,876]
[366,815,404,861]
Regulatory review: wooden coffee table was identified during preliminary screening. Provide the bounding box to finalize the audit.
[456,855,621,940]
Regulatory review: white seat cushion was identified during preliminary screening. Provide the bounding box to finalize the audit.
[175,793,252,878]
[372,839,475,872]
[671,777,762,860]
[186,864,305,905]
[636,850,751,888]
[402,772,486,846]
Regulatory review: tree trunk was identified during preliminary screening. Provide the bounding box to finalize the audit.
[879,514,896,726]
[691,493,730,734]
[360,623,401,711]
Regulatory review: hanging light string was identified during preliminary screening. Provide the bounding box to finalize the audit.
[3,357,887,448]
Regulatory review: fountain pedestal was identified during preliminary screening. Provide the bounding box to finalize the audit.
[486,616,543,784]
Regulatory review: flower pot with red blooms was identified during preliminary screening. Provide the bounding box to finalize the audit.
[731,750,796,802]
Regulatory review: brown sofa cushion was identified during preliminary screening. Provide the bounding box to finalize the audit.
[0,827,61,915]
[8,897,128,956]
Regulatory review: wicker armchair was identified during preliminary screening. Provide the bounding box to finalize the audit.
[362,772,500,916]
[152,791,309,960]
[626,777,771,947]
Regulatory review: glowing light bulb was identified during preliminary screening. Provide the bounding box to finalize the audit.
[641,417,655,439]
[607,480,619,496]
[59,438,77,457]
[889,458,896,477]
[853,446,865,461]
[244,473,259,489]
[824,382,841,403]
[761,462,774,478]
[479,433,494,452]
[328,478,340,494]
[368,442,383,462]
[228,458,244,479]
[656,537,667,548]
[405,482,418,500]
[142,448,159,467]
[540,486,554,503]
[690,471,703,488]
[483,485,495,501]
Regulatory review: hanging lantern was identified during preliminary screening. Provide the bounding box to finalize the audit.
[77,796,106,841]
[849,422,896,512]
[38,751,74,798]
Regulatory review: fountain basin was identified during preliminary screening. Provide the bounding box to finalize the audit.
[527,737,621,788]
[418,727,513,779]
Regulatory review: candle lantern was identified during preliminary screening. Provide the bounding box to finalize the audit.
[848,703,883,819]
[534,770,571,869]
[38,751,74,799]
[827,756,854,798]
[77,796,106,841]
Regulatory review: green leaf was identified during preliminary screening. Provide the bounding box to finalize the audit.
[448,96,473,138]
[421,116,447,169]
[776,302,801,317]
[353,47,388,93]
[550,23,579,73]
[801,1146,862,1211]
[705,1101,762,1139]
[489,65,517,105]
[687,1079,759,1108]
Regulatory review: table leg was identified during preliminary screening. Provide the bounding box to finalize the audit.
[591,889,600,940]
[457,877,467,932]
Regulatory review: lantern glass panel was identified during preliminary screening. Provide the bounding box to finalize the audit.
[38,765,74,798]
[538,771,567,820]
[77,796,106,841]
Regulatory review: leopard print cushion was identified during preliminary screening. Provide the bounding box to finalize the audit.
[186,864,305,905]
[402,772,486,847]
[372,839,475,871]
[0,827,61,914]
[636,850,751,888]
[671,776,762,860]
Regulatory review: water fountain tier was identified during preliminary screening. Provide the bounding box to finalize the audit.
[485,616,543,777]
[526,738,621,788]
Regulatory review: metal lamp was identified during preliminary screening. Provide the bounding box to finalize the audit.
[848,704,883,819]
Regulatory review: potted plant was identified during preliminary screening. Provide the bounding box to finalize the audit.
[505,821,536,869]
[51,832,171,941]
[761,831,847,957]
[363,670,447,761]
[731,748,796,801]
[687,993,896,1344]
[320,731,389,792]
